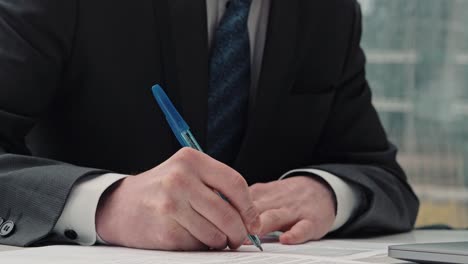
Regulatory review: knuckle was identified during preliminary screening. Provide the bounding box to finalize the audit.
[176,147,199,162]
[140,196,156,213]
[165,169,189,189]
[249,183,263,192]
[231,173,248,190]
[157,197,178,215]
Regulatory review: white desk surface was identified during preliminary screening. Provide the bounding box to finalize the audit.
[340,229,468,243]
[0,244,21,252]
[0,230,467,252]
[0,230,466,263]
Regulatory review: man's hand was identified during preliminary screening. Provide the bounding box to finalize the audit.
[95,148,261,251]
[250,176,336,245]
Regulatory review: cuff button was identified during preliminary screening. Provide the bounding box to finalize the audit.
[0,220,15,237]
[64,230,78,240]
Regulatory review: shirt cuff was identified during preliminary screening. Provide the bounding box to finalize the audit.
[53,173,128,245]
[279,169,361,232]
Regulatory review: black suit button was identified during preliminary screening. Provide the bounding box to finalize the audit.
[64,229,78,240]
[0,220,15,237]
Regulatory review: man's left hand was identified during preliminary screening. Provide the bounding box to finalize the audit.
[249,176,336,245]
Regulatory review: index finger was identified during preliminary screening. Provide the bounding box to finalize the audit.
[199,158,261,235]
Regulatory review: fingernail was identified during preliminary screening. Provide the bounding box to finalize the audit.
[250,217,261,234]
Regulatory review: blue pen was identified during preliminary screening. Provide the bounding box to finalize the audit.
[151,84,263,251]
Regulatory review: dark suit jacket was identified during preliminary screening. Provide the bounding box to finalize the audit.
[0,0,419,246]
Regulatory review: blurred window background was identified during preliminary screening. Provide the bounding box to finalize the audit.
[358,0,468,228]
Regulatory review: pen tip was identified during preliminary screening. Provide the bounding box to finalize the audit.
[258,245,263,251]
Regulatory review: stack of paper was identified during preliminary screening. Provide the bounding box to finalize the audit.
[0,239,397,264]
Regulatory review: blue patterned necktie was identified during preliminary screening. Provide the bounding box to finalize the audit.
[207,0,252,164]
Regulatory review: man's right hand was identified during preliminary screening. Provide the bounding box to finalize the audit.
[95,148,261,251]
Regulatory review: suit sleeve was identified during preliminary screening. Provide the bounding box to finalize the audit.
[0,0,108,246]
[308,1,419,236]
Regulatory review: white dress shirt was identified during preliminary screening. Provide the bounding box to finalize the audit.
[53,0,360,245]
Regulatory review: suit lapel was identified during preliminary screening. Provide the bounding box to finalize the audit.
[234,0,299,173]
[156,0,209,147]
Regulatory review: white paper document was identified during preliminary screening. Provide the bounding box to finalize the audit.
[0,240,397,264]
